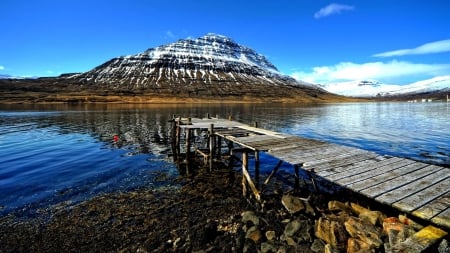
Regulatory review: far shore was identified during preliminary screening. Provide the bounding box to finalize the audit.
[0,91,368,104]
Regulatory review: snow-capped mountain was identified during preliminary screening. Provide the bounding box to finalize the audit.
[67,33,315,91]
[321,76,450,98]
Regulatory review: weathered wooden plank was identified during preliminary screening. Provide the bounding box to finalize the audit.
[413,193,450,220]
[255,139,325,151]
[215,129,251,137]
[314,155,387,177]
[303,149,374,167]
[231,135,278,143]
[360,165,443,199]
[392,177,449,212]
[247,138,297,149]
[375,167,449,205]
[336,159,416,186]
[237,125,287,138]
[347,162,429,191]
[267,142,324,152]
[270,144,355,164]
[324,157,403,181]
[431,207,450,228]
[309,152,380,172]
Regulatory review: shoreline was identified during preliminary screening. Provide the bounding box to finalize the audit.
[1,167,447,252]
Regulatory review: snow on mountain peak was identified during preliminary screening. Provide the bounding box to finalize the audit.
[67,33,318,91]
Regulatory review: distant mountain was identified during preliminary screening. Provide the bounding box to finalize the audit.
[0,33,353,103]
[61,33,328,100]
[321,76,450,100]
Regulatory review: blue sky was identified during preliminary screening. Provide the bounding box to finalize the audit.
[1,0,449,85]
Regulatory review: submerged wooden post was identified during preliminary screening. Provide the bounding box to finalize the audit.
[170,115,177,162]
[294,164,300,189]
[175,116,182,164]
[242,151,248,198]
[209,123,215,171]
[263,160,283,185]
[242,151,261,201]
[217,136,222,160]
[255,151,260,189]
[185,128,192,174]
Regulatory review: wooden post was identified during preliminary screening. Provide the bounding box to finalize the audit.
[294,164,300,190]
[209,123,215,171]
[175,116,182,165]
[263,160,283,185]
[255,151,260,189]
[170,115,177,162]
[206,113,210,119]
[242,151,261,201]
[227,140,234,169]
[254,121,258,128]
[217,136,222,160]
[242,151,248,198]
[228,115,233,121]
[185,128,191,174]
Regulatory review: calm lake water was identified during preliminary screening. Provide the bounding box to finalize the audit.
[1,102,449,216]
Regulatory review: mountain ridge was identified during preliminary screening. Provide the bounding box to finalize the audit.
[320,76,450,100]
[1,33,353,104]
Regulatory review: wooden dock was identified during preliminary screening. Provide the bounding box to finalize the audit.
[171,115,450,230]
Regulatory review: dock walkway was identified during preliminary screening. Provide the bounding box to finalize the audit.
[173,116,449,230]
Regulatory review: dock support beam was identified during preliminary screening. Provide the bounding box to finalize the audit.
[185,128,192,174]
[242,151,261,201]
[294,164,300,189]
[209,124,215,171]
[175,116,181,165]
[255,151,260,189]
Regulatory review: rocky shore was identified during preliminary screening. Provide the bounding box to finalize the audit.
[0,167,448,253]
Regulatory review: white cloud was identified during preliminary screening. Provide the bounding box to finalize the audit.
[374,39,450,57]
[290,60,450,84]
[314,3,355,19]
[166,30,175,38]
[0,65,4,70]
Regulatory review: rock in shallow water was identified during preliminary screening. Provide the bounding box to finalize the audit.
[281,194,305,214]
[315,216,348,250]
[344,217,383,249]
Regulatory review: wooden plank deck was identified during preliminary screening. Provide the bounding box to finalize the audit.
[176,116,450,230]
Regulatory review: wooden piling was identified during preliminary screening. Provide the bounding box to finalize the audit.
[175,116,181,164]
[255,151,260,189]
[242,151,261,201]
[209,123,215,171]
[185,129,192,174]
[294,164,300,189]
[170,115,177,162]
[242,151,248,198]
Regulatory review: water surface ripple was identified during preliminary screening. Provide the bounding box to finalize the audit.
[0,102,448,216]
